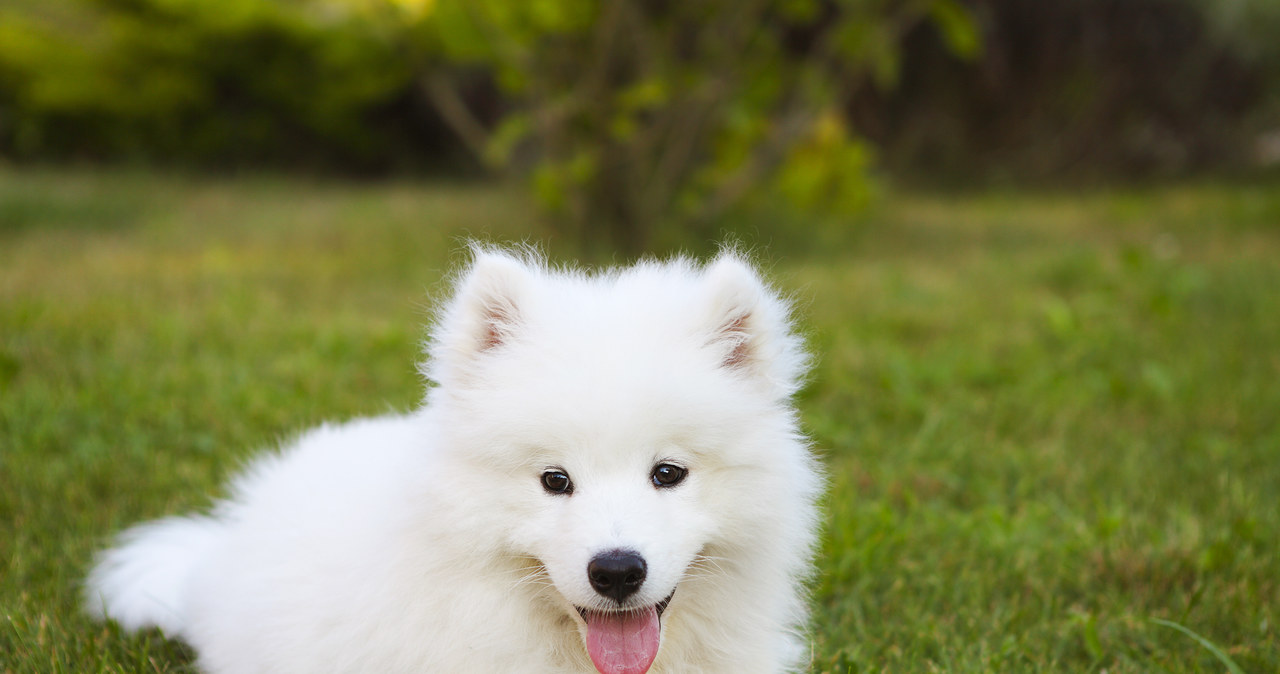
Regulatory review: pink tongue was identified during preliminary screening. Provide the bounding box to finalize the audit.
[583,607,660,674]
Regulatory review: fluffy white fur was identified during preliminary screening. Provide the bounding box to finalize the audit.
[86,247,822,673]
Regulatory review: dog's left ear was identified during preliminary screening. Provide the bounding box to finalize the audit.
[702,253,808,395]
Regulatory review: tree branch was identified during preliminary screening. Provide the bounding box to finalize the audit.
[418,71,497,170]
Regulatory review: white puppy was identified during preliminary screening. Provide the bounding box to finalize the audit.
[87,248,822,673]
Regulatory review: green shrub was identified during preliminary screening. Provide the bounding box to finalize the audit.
[417,0,980,252]
[0,0,416,166]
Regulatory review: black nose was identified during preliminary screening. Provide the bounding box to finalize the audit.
[587,550,646,603]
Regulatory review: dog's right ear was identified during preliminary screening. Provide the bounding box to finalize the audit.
[453,250,530,354]
[424,248,534,386]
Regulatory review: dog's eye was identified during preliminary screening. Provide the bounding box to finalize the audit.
[651,463,687,488]
[541,470,573,495]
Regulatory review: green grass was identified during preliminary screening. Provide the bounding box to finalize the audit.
[2,167,1277,672]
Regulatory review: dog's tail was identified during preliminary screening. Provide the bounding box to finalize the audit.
[85,515,224,637]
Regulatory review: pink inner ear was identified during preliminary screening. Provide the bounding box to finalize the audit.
[480,303,514,351]
[720,314,751,368]
[481,323,502,351]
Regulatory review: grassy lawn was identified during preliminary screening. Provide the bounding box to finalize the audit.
[2,168,1277,672]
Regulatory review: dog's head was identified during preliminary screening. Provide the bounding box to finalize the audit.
[422,247,813,674]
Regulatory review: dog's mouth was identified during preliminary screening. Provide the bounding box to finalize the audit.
[573,591,674,623]
[574,591,674,674]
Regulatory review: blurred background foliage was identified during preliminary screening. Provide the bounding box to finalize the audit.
[0,0,1278,250]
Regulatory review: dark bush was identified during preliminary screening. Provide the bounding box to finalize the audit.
[851,0,1280,183]
[0,0,453,171]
